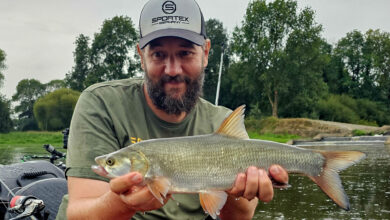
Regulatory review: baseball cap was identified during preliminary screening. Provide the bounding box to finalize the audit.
[139,0,207,49]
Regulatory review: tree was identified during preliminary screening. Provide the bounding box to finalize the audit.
[34,88,80,131]
[278,8,328,117]
[85,16,140,87]
[203,19,230,103]
[332,29,390,108]
[0,49,6,88]
[0,50,12,132]
[0,95,13,133]
[65,34,90,91]
[230,0,327,118]
[45,79,66,93]
[322,46,352,95]
[12,79,46,130]
[366,29,390,108]
[333,30,368,98]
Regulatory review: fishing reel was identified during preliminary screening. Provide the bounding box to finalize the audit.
[7,196,48,220]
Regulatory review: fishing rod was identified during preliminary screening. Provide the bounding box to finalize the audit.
[1,176,47,220]
[0,177,16,198]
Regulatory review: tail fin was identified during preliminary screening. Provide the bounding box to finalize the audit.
[309,151,366,210]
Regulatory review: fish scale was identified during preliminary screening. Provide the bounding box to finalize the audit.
[130,134,326,192]
[92,105,366,219]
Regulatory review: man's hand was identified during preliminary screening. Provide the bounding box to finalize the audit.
[227,165,288,202]
[110,172,171,212]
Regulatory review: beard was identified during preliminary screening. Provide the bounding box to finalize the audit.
[144,68,205,116]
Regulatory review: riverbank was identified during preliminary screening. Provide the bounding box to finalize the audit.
[246,117,390,142]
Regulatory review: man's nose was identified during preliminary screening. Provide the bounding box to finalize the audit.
[164,56,183,76]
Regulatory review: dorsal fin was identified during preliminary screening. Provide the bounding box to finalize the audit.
[215,105,249,139]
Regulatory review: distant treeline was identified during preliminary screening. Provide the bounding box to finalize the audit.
[1,0,389,132]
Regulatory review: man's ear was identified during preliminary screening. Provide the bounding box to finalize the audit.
[137,44,145,70]
[202,39,211,68]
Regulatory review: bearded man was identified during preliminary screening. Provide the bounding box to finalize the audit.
[56,0,288,219]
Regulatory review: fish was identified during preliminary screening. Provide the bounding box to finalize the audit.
[92,105,366,219]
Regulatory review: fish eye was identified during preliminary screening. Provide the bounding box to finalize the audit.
[106,158,115,166]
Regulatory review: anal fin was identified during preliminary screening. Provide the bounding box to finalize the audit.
[146,176,171,204]
[199,191,228,219]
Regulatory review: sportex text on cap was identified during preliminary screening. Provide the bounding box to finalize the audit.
[139,0,207,49]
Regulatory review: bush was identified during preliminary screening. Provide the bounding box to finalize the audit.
[14,117,39,131]
[317,95,359,123]
[352,129,367,136]
[33,88,80,131]
[0,96,13,133]
[316,94,390,126]
[245,116,279,134]
[356,99,390,126]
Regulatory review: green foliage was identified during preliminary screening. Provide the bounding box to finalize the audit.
[0,131,62,145]
[0,48,6,88]
[46,79,66,93]
[86,16,140,87]
[248,102,263,119]
[0,131,64,164]
[245,116,279,133]
[66,16,140,91]
[352,129,367,136]
[12,79,46,130]
[65,34,90,91]
[13,118,39,131]
[317,94,390,126]
[317,95,360,123]
[332,29,390,107]
[203,19,230,103]
[0,96,13,133]
[219,62,258,110]
[33,88,80,131]
[248,131,301,143]
[230,0,327,118]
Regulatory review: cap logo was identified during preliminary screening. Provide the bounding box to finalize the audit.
[162,1,176,14]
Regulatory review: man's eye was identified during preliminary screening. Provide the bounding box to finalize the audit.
[179,51,193,57]
[152,52,164,59]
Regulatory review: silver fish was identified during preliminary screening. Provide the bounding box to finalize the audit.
[92,105,366,219]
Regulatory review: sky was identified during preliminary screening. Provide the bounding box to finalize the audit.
[1,0,390,99]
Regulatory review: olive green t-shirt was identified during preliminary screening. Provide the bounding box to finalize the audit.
[56,78,231,220]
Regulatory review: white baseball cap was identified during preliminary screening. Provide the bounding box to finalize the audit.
[139,0,207,49]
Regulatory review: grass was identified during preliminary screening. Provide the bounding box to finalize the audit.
[0,131,64,164]
[248,131,301,143]
[0,130,300,164]
[0,131,63,145]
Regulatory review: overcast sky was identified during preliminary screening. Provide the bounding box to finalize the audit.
[1,0,390,99]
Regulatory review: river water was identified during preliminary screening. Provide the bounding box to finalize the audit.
[253,142,390,219]
[1,142,389,219]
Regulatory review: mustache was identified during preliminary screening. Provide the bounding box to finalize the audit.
[160,74,191,85]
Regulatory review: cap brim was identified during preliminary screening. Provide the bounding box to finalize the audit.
[139,28,205,49]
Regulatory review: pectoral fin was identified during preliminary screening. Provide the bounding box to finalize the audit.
[146,176,171,204]
[199,191,228,219]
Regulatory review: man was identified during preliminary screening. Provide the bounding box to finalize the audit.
[56,0,288,219]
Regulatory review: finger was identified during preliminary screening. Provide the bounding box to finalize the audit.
[269,165,289,184]
[110,172,143,194]
[258,169,273,202]
[120,186,158,207]
[243,166,259,201]
[121,187,171,211]
[227,173,246,197]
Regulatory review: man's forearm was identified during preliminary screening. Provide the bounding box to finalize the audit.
[219,195,257,220]
[67,190,135,220]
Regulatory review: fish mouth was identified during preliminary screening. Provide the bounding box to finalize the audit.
[91,165,112,178]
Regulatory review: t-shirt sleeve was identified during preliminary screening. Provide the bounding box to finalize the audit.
[65,90,119,182]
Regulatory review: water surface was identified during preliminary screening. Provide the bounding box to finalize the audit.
[253,143,390,219]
